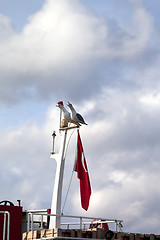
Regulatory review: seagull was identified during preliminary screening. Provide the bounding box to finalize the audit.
[67,102,88,125]
[56,101,73,123]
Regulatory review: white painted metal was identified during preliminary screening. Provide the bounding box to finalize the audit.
[35,237,105,240]
[49,129,68,229]
[0,211,10,240]
[41,215,43,229]
[6,211,10,240]
[27,211,123,232]
[31,213,33,233]
[35,237,104,240]
[27,213,30,232]
[3,212,6,240]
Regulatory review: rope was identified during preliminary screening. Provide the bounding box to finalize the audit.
[62,168,74,214]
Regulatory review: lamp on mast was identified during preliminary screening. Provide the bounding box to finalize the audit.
[51,131,56,154]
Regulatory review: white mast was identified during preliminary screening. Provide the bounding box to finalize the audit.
[49,126,77,229]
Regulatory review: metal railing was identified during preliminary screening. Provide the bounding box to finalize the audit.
[33,237,107,240]
[27,212,123,233]
[0,211,10,240]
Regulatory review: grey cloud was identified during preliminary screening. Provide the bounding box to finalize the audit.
[0,0,158,106]
[0,14,15,41]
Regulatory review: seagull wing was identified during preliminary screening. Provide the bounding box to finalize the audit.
[76,113,87,125]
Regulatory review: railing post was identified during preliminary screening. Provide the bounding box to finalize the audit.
[27,213,30,232]
[3,213,6,240]
[31,213,33,232]
[41,214,43,229]
[80,217,82,229]
[1,211,10,240]
[115,220,117,232]
[7,212,10,240]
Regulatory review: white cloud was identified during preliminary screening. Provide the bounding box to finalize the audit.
[0,14,15,41]
[0,0,158,106]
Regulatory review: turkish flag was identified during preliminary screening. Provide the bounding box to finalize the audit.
[75,131,91,211]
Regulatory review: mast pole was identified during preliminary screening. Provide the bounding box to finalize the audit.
[49,128,68,229]
[49,125,78,229]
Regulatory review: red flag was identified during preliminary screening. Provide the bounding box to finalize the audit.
[75,131,91,211]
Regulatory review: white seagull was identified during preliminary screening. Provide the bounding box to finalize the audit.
[67,102,88,125]
[56,101,73,123]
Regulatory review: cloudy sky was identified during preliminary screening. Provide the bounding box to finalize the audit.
[1,0,160,234]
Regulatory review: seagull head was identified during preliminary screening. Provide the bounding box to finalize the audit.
[56,101,64,108]
[67,101,72,108]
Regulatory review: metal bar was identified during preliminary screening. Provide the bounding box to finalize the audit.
[61,221,117,225]
[31,213,33,232]
[59,126,78,131]
[41,214,44,229]
[0,211,10,240]
[27,213,30,232]
[36,237,104,240]
[3,212,6,240]
[27,211,123,232]
[80,217,82,229]
[7,211,10,240]
[115,221,117,232]
[30,212,123,222]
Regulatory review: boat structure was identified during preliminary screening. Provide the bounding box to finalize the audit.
[0,101,123,240]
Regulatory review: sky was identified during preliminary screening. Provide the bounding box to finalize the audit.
[1,0,160,235]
